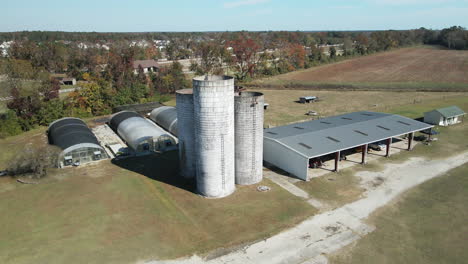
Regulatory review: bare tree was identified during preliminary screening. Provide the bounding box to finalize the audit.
[8,144,61,178]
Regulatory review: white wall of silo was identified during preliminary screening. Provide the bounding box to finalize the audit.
[234,92,264,185]
[176,89,196,179]
[193,76,235,198]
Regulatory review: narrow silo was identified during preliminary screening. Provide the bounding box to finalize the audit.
[234,92,264,185]
[176,89,195,179]
[193,75,235,198]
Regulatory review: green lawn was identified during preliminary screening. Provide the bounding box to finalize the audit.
[0,152,315,264]
[331,163,468,264]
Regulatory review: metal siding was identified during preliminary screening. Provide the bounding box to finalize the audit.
[264,138,309,180]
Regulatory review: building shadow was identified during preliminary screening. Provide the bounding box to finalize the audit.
[263,161,299,180]
[111,150,196,194]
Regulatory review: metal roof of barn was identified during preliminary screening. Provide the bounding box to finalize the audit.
[264,111,433,158]
[434,106,466,118]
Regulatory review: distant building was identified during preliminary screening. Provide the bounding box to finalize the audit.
[60,78,76,86]
[299,96,318,103]
[132,59,160,74]
[424,106,466,126]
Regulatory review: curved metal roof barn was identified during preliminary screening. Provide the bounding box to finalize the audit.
[48,117,106,167]
[150,106,178,136]
[109,111,177,153]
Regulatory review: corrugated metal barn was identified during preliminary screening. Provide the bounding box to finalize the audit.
[263,111,433,180]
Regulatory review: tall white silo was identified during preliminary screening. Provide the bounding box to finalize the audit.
[193,75,235,198]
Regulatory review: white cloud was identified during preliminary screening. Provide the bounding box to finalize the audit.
[223,0,270,9]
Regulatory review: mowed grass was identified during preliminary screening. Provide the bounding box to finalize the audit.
[0,152,315,264]
[256,89,468,126]
[330,163,468,264]
[252,46,468,91]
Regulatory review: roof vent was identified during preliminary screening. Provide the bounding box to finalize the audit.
[377,125,390,131]
[354,130,368,136]
[298,143,312,149]
[326,136,341,143]
[397,120,411,126]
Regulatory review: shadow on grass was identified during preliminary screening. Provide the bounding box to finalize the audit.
[111,150,196,194]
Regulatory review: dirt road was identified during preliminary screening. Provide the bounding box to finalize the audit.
[146,151,468,264]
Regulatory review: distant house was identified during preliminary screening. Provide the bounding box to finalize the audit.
[424,106,466,126]
[133,59,159,74]
[60,78,76,86]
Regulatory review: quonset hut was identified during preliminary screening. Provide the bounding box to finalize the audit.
[47,117,107,167]
[109,111,177,153]
[150,106,178,136]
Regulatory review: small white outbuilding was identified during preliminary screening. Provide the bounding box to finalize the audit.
[424,106,465,126]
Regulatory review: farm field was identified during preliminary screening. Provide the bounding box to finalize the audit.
[330,162,468,264]
[252,46,468,91]
[256,89,468,126]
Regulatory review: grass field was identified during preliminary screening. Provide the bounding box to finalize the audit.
[256,89,468,126]
[251,46,468,91]
[0,152,315,264]
[330,162,468,264]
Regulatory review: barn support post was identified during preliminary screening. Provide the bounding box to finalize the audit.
[362,144,368,164]
[385,138,392,157]
[407,132,414,151]
[334,151,340,172]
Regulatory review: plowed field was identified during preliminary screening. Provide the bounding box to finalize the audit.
[281,46,468,83]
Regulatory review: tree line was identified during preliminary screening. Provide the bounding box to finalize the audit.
[1,26,466,138]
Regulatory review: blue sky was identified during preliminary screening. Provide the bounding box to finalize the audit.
[2,0,468,32]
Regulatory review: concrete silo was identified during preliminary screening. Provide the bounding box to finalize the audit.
[234,92,264,185]
[193,76,235,198]
[150,106,178,136]
[176,89,196,179]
